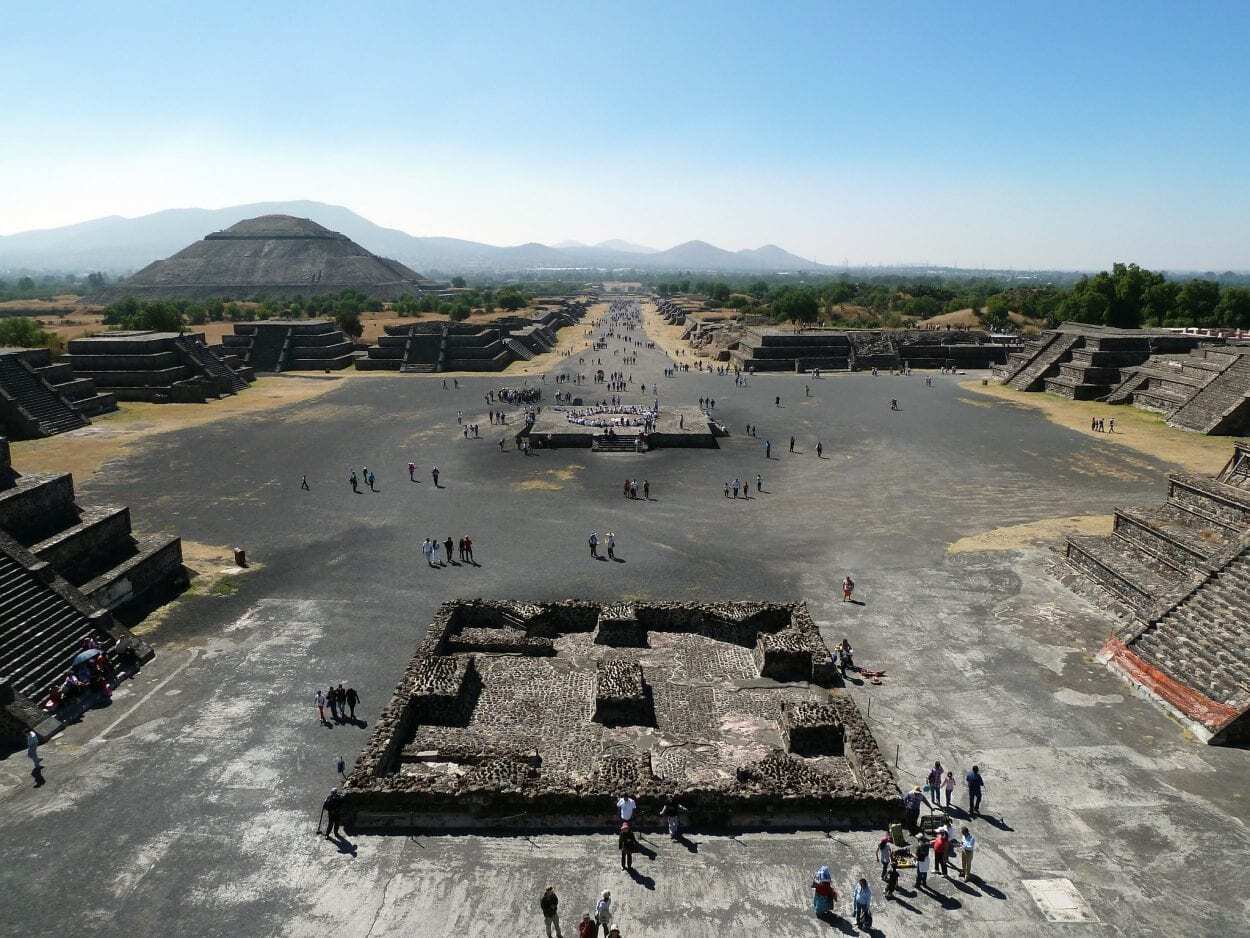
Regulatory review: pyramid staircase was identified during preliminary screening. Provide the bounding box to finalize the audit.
[1004,331,1082,390]
[1069,441,1250,743]
[0,352,89,438]
[1167,351,1250,435]
[177,335,249,393]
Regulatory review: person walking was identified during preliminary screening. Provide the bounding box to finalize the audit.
[422,538,434,568]
[914,834,931,889]
[618,822,637,870]
[927,761,944,806]
[885,856,899,900]
[853,878,872,929]
[943,769,956,808]
[577,913,595,938]
[876,835,893,881]
[810,866,836,917]
[960,826,977,879]
[334,683,347,722]
[616,793,637,825]
[966,764,985,817]
[408,461,416,482]
[327,685,339,722]
[431,466,440,487]
[444,536,455,565]
[432,539,442,565]
[315,689,328,725]
[756,473,763,494]
[345,686,360,721]
[789,435,795,453]
[539,886,563,938]
[775,395,780,407]
[464,535,474,563]
[606,532,616,561]
[300,474,310,491]
[349,470,359,493]
[321,788,344,839]
[642,480,649,500]
[26,729,40,768]
[589,532,600,559]
[764,439,771,459]
[816,441,823,458]
[842,575,855,602]
[594,892,612,937]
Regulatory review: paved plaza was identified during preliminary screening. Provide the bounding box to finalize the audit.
[2,303,1248,937]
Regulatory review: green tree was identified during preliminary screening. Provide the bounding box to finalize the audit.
[1216,286,1250,330]
[451,276,466,288]
[496,289,527,311]
[334,309,364,338]
[1175,279,1221,327]
[0,316,48,347]
[770,287,820,324]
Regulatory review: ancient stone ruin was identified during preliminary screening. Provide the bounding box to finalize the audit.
[219,319,355,372]
[0,347,116,439]
[96,214,444,301]
[1063,442,1250,744]
[65,331,254,402]
[0,437,171,744]
[342,599,899,831]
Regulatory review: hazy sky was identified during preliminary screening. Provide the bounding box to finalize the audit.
[3,1,1248,269]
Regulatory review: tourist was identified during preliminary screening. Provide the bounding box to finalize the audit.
[300,474,310,491]
[1109,418,1116,433]
[345,685,359,721]
[618,822,637,869]
[810,866,836,917]
[836,639,854,675]
[349,470,359,493]
[816,441,823,458]
[408,462,416,481]
[914,834,931,889]
[334,683,347,721]
[732,478,740,498]
[540,886,563,938]
[890,398,899,411]
[902,785,930,833]
[642,480,649,500]
[775,395,780,407]
[432,539,442,566]
[464,535,474,563]
[499,437,506,451]
[432,466,440,487]
[853,878,872,928]
[422,538,435,567]
[594,892,613,936]
[444,536,455,565]
[933,826,951,877]
[660,796,687,837]
[723,481,730,498]
[842,575,855,602]
[764,439,771,459]
[616,793,636,825]
[577,913,594,938]
[755,473,763,494]
[590,532,600,559]
[885,856,900,899]
[927,761,944,806]
[789,435,795,453]
[943,769,956,808]
[966,765,985,816]
[327,685,339,722]
[960,826,977,879]
[26,729,40,768]
[877,835,893,880]
[321,787,344,839]
[606,532,616,560]
[315,688,328,725]
[743,480,750,498]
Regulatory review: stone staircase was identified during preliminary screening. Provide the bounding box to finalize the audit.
[503,337,535,361]
[0,542,109,703]
[1005,331,1082,390]
[177,335,249,393]
[1167,351,1250,435]
[1128,549,1250,712]
[400,362,438,373]
[591,437,642,453]
[0,353,89,437]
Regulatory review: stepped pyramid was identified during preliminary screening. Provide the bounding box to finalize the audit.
[1065,441,1250,744]
[99,214,437,301]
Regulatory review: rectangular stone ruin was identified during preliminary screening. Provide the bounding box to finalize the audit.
[342,599,899,832]
[593,657,654,726]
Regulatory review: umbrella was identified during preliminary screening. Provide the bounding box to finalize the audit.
[71,648,104,667]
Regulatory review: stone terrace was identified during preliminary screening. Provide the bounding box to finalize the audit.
[343,599,897,830]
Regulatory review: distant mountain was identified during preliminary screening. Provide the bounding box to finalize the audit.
[596,239,657,255]
[0,200,831,275]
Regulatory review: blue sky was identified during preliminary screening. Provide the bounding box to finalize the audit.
[3,0,1248,268]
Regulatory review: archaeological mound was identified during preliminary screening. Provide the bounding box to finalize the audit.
[343,599,899,831]
[97,214,439,300]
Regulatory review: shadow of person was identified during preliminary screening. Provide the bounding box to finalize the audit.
[611,556,626,563]
[597,555,609,562]
[981,814,1014,832]
[847,599,866,606]
[977,880,1006,900]
[673,834,698,853]
[887,895,922,914]
[950,878,981,897]
[331,834,358,857]
[626,867,655,890]
[32,765,45,788]
[926,887,962,910]
[815,911,856,934]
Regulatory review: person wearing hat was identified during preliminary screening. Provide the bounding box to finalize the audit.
[539,885,562,938]
[618,822,638,870]
[914,834,932,890]
[901,785,930,833]
[810,865,836,917]
[577,912,594,938]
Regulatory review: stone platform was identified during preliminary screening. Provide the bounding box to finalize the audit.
[525,406,718,450]
[343,599,897,831]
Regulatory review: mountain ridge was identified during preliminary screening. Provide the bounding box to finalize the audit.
[0,200,830,275]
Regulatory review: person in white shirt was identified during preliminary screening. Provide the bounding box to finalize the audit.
[616,794,636,824]
[960,827,977,880]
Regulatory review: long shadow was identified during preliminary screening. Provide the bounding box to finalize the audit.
[845,599,866,607]
[977,880,1006,900]
[815,912,856,934]
[673,834,698,853]
[924,886,962,910]
[887,894,922,914]
[611,556,627,563]
[980,814,1014,832]
[950,878,981,897]
[626,866,655,889]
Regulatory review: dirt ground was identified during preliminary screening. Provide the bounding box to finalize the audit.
[960,378,1236,475]
[948,514,1114,553]
[8,375,344,484]
[642,300,705,361]
[918,308,1040,330]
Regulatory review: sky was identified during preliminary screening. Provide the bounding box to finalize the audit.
[2,0,1249,270]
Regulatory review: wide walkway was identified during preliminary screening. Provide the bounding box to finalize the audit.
[2,301,1247,937]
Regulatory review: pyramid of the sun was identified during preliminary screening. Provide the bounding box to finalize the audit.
[103,215,437,300]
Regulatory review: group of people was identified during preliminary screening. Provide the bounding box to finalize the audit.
[1090,416,1116,433]
[313,682,360,725]
[421,535,476,567]
[41,634,120,715]
[621,478,650,500]
[722,474,763,499]
[564,404,658,429]
[588,531,618,560]
[538,886,623,938]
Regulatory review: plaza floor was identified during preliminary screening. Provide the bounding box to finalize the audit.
[2,306,1247,938]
